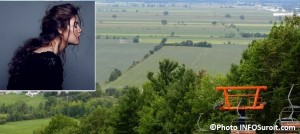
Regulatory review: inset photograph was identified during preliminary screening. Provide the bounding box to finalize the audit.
[0,1,95,90]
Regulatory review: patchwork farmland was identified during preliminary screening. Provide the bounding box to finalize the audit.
[96,3,277,88]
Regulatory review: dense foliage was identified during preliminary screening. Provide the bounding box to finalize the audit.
[227,15,300,128]
[109,68,122,82]
[164,40,212,48]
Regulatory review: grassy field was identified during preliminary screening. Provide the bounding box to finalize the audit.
[0,118,50,134]
[0,94,46,107]
[103,44,247,89]
[96,39,158,84]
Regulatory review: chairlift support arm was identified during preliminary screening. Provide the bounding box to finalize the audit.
[216,86,267,110]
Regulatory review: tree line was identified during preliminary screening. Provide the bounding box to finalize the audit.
[240,32,268,38]
[0,90,104,124]
[34,59,228,134]
[164,40,212,48]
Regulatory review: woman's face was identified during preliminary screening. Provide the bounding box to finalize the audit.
[61,15,82,45]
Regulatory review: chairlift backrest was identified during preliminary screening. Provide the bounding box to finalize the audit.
[216,86,267,110]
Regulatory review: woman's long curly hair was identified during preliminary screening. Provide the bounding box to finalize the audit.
[8,3,82,78]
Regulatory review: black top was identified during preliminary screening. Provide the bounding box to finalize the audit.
[7,52,63,90]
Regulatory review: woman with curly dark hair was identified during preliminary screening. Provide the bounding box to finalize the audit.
[7,3,82,90]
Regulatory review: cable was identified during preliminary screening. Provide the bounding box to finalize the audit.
[261,84,300,95]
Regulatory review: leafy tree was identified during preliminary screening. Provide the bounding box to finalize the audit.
[161,37,167,45]
[105,87,116,96]
[112,87,142,134]
[139,59,211,133]
[212,21,217,26]
[109,68,122,82]
[133,35,139,43]
[43,92,58,97]
[194,41,212,48]
[78,107,113,134]
[149,50,154,55]
[62,101,86,118]
[96,35,100,39]
[44,96,58,112]
[181,40,193,46]
[154,45,162,51]
[68,92,92,102]
[163,11,169,16]
[0,117,6,125]
[240,15,245,20]
[137,59,236,133]
[161,19,167,25]
[39,114,78,134]
[227,15,300,126]
[171,32,175,37]
[7,100,35,121]
[92,82,103,97]
[144,53,149,59]
[225,14,231,18]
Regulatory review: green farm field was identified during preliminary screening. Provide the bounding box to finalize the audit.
[103,44,247,89]
[96,39,158,84]
[0,94,46,107]
[0,118,50,134]
[96,4,276,44]
[96,4,276,88]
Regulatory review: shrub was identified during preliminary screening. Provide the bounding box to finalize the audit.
[144,54,149,59]
[133,36,139,43]
[0,117,6,125]
[109,69,122,82]
[161,19,167,25]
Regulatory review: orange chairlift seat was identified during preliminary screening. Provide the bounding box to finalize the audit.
[215,86,267,110]
[216,86,267,134]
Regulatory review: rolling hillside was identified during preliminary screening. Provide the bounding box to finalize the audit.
[104,44,247,88]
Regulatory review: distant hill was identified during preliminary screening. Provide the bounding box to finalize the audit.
[95,0,300,12]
